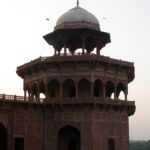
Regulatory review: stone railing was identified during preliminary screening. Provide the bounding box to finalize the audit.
[0,94,46,104]
[0,94,24,101]
[0,94,135,106]
[0,94,135,116]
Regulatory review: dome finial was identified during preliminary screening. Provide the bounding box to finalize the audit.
[77,0,79,6]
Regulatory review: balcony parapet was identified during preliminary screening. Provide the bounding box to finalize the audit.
[0,94,135,116]
[0,94,44,103]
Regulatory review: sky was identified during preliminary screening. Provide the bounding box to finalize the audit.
[0,0,150,140]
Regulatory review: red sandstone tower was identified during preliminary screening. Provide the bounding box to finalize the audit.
[0,2,135,150]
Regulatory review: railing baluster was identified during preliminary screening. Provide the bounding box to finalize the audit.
[0,94,134,106]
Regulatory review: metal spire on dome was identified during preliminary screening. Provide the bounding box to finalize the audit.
[77,0,79,6]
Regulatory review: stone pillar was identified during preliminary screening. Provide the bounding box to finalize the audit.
[44,80,49,102]
[96,45,100,55]
[60,82,63,98]
[125,90,128,101]
[76,82,78,98]
[37,86,40,102]
[103,84,106,99]
[91,82,94,97]
[54,48,56,55]
[29,90,31,102]
[82,34,86,55]
[125,85,128,101]
[114,85,117,100]
[24,90,26,101]
[30,93,33,102]
[30,85,33,102]
[58,50,60,56]
[23,81,26,101]
[64,42,67,55]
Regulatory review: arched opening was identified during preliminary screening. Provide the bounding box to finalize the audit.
[106,81,115,99]
[75,48,82,55]
[0,123,7,150]
[67,36,82,54]
[39,81,45,95]
[85,37,96,53]
[39,93,45,103]
[116,83,126,100]
[31,83,38,102]
[93,79,103,97]
[39,81,46,102]
[25,85,30,101]
[58,126,80,150]
[118,91,124,100]
[63,79,76,98]
[54,43,63,55]
[78,79,91,97]
[48,79,60,99]
[110,93,115,99]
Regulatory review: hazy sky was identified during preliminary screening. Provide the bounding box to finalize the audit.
[0,0,150,140]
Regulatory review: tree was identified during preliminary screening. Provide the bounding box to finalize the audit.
[129,140,150,150]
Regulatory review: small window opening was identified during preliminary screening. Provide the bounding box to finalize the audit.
[14,137,24,150]
[0,123,7,150]
[108,138,115,150]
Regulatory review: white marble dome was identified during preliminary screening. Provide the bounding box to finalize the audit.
[55,6,100,31]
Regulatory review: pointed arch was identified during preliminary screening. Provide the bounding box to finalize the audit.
[39,80,46,102]
[63,79,76,98]
[31,83,38,101]
[48,79,60,98]
[93,79,103,97]
[39,80,45,94]
[106,81,115,99]
[25,85,31,101]
[116,83,126,100]
[78,78,91,97]
[58,125,80,150]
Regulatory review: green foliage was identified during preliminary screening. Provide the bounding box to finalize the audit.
[129,140,150,150]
